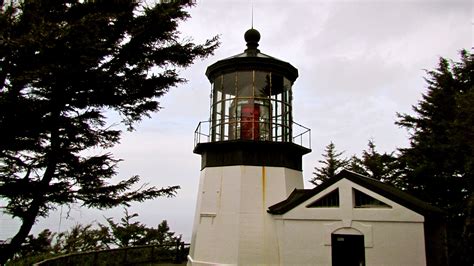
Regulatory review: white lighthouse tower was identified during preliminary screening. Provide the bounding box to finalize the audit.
[188,28,311,265]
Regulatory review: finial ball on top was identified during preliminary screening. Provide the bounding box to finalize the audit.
[244,28,261,46]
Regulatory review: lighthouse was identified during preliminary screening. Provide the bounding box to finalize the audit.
[188,28,311,265]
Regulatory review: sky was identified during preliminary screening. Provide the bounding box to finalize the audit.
[1,0,472,242]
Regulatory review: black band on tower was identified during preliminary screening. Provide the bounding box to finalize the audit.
[194,141,311,171]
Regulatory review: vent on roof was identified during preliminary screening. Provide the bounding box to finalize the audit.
[353,188,391,208]
[307,188,339,208]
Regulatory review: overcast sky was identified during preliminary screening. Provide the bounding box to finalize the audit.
[1,0,472,242]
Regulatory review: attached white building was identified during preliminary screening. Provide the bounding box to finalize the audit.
[188,28,446,266]
[268,169,447,266]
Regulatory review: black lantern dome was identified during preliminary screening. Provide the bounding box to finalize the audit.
[194,29,311,170]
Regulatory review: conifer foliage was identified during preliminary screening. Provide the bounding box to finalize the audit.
[105,209,178,248]
[396,50,473,264]
[0,1,218,263]
[310,142,348,186]
[396,50,473,212]
[311,51,472,264]
[348,140,400,186]
[311,140,399,186]
[12,209,180,264]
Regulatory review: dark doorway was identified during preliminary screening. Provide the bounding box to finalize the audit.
[331,234,365,266]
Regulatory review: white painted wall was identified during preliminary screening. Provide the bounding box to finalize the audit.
[189,171,427,266]
[274,179,427,266]
[274,218,426,266]
[188,165,303,265]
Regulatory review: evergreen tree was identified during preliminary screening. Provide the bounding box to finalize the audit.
[106,208,148,248]
[16,229,56,259]
[0,1,218,263]
[54,224,112,253]
[105,209,178,248]
[310,142,348,186]
[348,140,401,186]
[396,50,473,265]
[10,209,183,264]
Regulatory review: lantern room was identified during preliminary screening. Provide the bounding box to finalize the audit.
[193,28,310,170]
[209,69,293,142]
[203,28,301,144]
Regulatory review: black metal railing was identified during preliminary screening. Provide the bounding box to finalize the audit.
[33,241,190,266]
[194,119,311,150]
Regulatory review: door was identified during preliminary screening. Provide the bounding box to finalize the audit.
[331,234,365,266]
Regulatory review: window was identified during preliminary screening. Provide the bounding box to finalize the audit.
[353,189,391,208]
[307,189,339,208]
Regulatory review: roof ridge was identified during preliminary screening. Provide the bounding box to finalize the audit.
[268,170,444,218]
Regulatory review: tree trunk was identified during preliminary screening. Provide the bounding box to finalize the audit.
[0,119,60,265]
[0,200,42,265]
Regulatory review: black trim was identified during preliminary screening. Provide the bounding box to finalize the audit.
[194,141,311,171]
[206,56,298,83]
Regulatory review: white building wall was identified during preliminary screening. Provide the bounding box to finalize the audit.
[274,219,426,266]
[188,165,303,265]
[274,179,427,266]
[275,219,333,265]
[367,222,426,266]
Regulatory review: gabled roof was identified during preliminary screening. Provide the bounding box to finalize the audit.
[267,169,444,218]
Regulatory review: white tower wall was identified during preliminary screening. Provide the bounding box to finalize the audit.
[188,165,303,265]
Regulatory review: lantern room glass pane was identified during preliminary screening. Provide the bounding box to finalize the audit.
[214,76,222,93]
[222,73,236,95]
[284,77,292,92]
[237,71,253,97]
[271,73,284,95]
[255,71,271,97]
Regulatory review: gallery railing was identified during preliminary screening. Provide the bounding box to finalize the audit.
[194,119,311,150]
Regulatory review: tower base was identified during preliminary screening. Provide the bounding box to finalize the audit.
[188,165,304,265]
